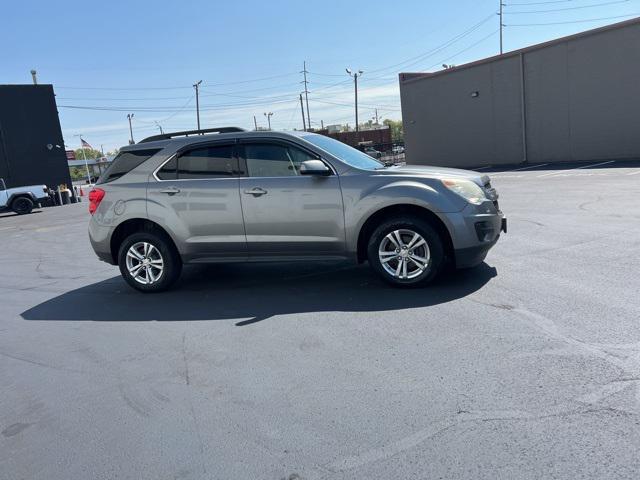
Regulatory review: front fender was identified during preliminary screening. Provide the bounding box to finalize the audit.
[342,179,466,253]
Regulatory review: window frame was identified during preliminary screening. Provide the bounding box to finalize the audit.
[238,139,333,179]
[153,141,242,182]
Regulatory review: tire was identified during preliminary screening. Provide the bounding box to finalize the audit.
[117,231,182,293]
[367,216,445,287]
[11,197,34,215]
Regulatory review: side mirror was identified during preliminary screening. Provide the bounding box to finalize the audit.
[0,178,6,191]
[300,159,331,176]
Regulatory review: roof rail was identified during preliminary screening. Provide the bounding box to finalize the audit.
[138,127,246,144]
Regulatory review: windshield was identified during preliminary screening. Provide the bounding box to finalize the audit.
[302,134,383,170]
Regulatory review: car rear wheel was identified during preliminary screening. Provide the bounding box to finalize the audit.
[118,231,181,292]
[367,216,445,287]
[11,197,34,215]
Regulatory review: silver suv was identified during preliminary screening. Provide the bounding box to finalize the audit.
[88,127,506,292]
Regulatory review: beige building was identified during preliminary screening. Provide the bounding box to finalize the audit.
[399,18,640,168]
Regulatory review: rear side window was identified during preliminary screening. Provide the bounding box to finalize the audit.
[157,144,237,180]
[97,149,160,184]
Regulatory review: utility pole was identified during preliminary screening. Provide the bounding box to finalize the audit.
[127,113,135,144]
[264,112,273,130]
[346,68,363,132]
[30,69,38,85]
[253,115,258,131]
[499,2,504,55]
[301,61,311,131]
[75,134,92,185]
[373,108,379,125]
[154,121,164,134]
[299,94,307,131]
[321,119,324,129]
[193,80,202,130]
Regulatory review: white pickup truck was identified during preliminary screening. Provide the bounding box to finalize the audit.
[0,178,49,215]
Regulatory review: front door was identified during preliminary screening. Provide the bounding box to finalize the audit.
[147,142,247,262]
[237,140,345,258]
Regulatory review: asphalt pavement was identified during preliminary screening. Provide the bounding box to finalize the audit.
[1,161,639,479]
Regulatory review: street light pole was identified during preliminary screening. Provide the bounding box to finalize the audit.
[299,94,307,131]
[264,112,273,130]
[302,61,311,131]
[154,121,164,134]
[193,80,203,130]
[346,68,363,132]
[127,113,135,144]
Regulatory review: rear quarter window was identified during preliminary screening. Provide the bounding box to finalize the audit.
[97,149,160,184]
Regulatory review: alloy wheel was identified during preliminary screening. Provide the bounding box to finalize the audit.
[125,242,164,285]
[378,229,431,280]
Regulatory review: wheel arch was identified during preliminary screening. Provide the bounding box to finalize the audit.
[110,218,179,265]
[356,204,454,263]
[8,193,36,206]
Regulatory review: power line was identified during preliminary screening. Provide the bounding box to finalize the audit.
[506,12,640,25]
[505,0,574,5]
[504,0,629,14]
[56,72,299,91]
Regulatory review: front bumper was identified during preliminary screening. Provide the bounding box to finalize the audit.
[447,202,506,268]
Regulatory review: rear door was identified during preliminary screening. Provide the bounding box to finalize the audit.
[237,140,345,258]
[147,142,247,261]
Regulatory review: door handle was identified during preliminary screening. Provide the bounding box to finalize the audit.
[160,187,180,195]
[244,187,268,197]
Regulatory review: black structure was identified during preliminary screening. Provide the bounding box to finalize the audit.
[0,85,72,189]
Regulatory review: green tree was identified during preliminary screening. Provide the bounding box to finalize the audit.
[383,119,404,142]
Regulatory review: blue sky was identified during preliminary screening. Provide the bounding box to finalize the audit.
[2,0,639,151]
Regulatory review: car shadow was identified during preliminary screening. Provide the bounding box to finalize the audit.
[21,262,497,326]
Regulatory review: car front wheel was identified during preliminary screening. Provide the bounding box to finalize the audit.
[118,231,182,292]
[367,216,445,287]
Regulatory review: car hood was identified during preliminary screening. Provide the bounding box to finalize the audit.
[376,164,488,185]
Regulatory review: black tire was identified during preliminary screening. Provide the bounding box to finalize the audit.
[117,231,182,293]
[11,197,34,215]
[367,216,445,287]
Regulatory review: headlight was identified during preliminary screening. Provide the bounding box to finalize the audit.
[441,179,486,205]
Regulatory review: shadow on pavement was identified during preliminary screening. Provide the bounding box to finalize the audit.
[21,262,497,325]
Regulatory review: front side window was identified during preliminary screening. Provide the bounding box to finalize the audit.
[157,144,236,180]
[244,143,317,177]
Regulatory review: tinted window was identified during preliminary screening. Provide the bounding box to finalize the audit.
[244,143,316,177]
[156,157,177,180]
[177,145,236,179]
[97,149,160,184]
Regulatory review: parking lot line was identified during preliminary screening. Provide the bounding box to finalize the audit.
[627,170,640,176]
[537,160,615,177]
[512,163,550,172]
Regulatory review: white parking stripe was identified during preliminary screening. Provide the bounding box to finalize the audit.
[512,163,550,172]
[537,160,615,177]
[627,170,640,176]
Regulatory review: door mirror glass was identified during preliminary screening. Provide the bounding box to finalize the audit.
[300,160,331,176]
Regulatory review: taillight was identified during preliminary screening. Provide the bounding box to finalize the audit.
[88,188,105,215]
